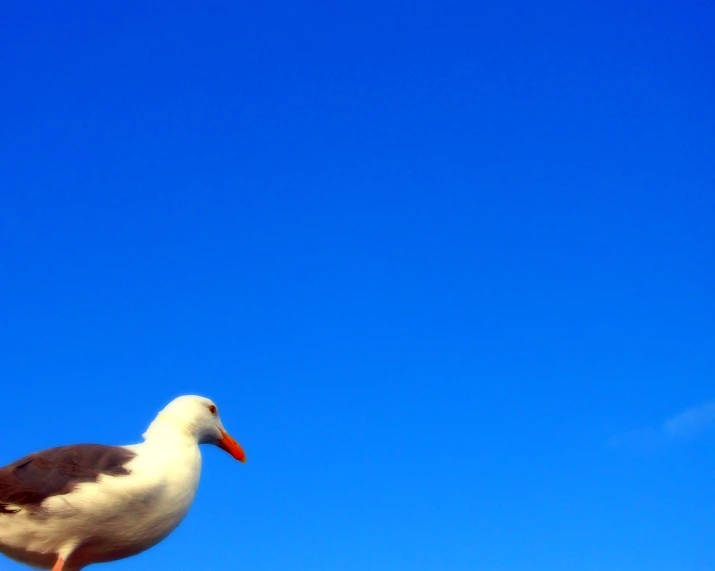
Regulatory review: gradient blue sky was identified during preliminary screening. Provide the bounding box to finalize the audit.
[1,1,714,570]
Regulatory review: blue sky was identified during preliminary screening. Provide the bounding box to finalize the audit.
[1,1,713,570]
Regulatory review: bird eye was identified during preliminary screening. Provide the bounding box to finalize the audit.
[208,405,217,415]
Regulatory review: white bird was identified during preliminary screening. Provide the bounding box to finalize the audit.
[0,395,246,571]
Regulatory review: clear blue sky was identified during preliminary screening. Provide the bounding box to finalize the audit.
[1,1,713,570]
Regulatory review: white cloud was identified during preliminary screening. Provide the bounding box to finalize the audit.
[610,399,715,449]
[662,400,715,440]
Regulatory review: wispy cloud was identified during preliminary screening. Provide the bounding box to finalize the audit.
[610,400,715,449]
[662,401,715,440]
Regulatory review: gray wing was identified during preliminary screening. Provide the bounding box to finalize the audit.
[0,444,136,511]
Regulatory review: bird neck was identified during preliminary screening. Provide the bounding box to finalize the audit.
[139,421,204,490]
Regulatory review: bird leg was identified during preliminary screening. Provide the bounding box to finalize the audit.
[51,557,66,571]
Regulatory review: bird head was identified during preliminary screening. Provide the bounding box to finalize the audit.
[147,395,246,463]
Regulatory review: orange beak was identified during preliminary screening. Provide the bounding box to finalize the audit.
[217,430,247,463]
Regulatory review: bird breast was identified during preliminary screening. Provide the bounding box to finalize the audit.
[50,442,202,564]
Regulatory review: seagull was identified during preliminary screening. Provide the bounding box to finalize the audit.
[0,395,246,571]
